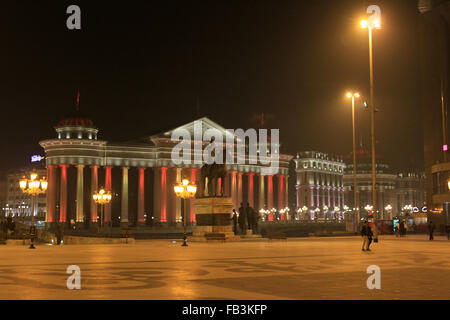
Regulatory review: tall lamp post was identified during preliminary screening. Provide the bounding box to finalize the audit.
[361,11,381,242]
[19,171,48,249]
[347,91,360,231]
[174,178,197,247]
[92,188,112,232]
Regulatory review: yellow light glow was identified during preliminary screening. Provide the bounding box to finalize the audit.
[346,92,352,98]
[360,20,368,29]
[19,177,27,190]
[99,189,105,194]
[30,173,38,181]
[186,185,197,193]
[182,179,189,186]
[354,92,360,98]
[41,179,48,191]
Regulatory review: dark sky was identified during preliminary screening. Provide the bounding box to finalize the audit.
[0,0,423,173]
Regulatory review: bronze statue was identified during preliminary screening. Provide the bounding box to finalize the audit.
[200,162,227,197]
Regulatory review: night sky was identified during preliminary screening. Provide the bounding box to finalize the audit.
[0,0,422,173]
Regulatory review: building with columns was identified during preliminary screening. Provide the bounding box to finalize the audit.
[293,151,346,220]
[39,114,293,228]
[343,149,426,220]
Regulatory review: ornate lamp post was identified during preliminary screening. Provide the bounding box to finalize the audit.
[19,171,48,249]
[347,91,360,231]
[174,178,197,247]
[92,188,112,232]
[385,204,392,220]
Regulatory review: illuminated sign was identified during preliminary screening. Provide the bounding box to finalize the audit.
[31,155,43,162]
[421,206,427,213]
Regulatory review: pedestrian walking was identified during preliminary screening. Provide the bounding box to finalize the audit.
[428,221,435,241]
[361,220,370,251]
[231,209,238,235]
[246,203,253,232]
[238,203,246,235]
[395,221,400,237]
[367,224,373,251]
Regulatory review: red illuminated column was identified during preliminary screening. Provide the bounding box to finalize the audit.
[328,187,331,207]
[277,174,285,211]
[230,171,237,210]
[59,164,68,223]
[189,168,197,223]
[267,175,274,221]
[285,175,289,212]
[138,167,145,224]
[237,172,243,207]
[153,167,167,223]
[104,166,112,224]
[90,165,98,222]
[247,173,254,208]
[267,175,273,210]
[258,174,265,211]
[45,165,56,223]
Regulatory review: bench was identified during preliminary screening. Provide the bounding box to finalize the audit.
[267,232,287,240]
[205,233,226,241]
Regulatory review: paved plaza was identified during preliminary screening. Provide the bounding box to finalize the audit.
[0,235,449,300]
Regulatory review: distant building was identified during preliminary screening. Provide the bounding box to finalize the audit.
[5,168,47,220]
[343,149,426,220]
[293,151,346,220]
[419,0,450,229]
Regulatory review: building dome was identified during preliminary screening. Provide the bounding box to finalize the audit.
[55,111,99,140]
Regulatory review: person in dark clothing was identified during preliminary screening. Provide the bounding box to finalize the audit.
[238,203,246,235]
[361,220,370,251]
[399,221,405,237]
[245,203,253,232]
[446,224,450,240]
[252,208,259,233]
[55,224,63,245]
[367,224,373,251]
[231,209,238,235]
[428,221,435,240]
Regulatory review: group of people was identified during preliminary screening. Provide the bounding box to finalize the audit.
[394,220,408,237]
[360,219,373,251]
[231,203,260,235]
[0,217,16,240]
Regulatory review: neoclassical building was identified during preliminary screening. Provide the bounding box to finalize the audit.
[39,114,293,228]
[343,149,426,220]
[293,151,346,219]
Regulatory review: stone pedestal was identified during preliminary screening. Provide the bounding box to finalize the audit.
[190,197,240,241]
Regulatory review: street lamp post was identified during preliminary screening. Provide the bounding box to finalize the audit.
[174,178,197,247]
[347,92,360,231]
[92,188,112,233]
[361,13,381,242]
[19,171,48,249]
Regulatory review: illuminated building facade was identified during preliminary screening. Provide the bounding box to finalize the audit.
[419,0,450,231]
[343,149,426,219]
[39,113,292,228]
[294,151,346,220]
[5,169,47,219]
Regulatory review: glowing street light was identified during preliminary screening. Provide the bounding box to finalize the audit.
[361,5,381,242]
[92,188,112,232]
[19,170,48,249]
[347,91,361,232]
[174,178,197,246]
